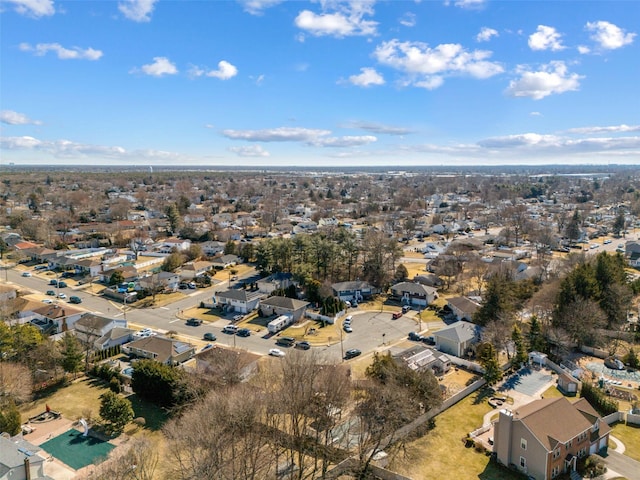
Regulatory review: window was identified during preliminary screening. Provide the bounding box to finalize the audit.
[520,456,526,469]
[552,466,560,478]
[578,447,587,458]
[520,438,527,450]
[565,439,573,449]
[553,448,561,459]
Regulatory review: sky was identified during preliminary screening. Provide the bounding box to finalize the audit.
[0,0,639,167]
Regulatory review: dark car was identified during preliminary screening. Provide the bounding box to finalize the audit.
[46,290,56,296]
[69,296,82,304]
[276,337,296,347]
[49,279,58,286]
[203,332,217,341]
[295,341,311,350]
[344,349,362,360]
[236,328,251,337]
[58,281,67,288]
[186,318,202,326]
[408,331,425,342]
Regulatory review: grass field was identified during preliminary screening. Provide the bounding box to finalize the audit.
[611,422,640,462]
[389,388,524,480]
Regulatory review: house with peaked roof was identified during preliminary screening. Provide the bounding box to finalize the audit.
[331,281,377,303]
[180,260,214,279]
[447,297,481,322]
[390,281,438,307]
[258,296,310,322]
[74,313,129,349]
[494,397,610,479]
[122,335,195,365]
[213,289,263,314]
[432,320,480,357]
[0,435,52,480]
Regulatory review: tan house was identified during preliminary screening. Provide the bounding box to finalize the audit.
[390,281,438,308]
[494,397,610,479]
[258,296,309,322]
[123,336,195,365]
[180,260,214,279]
[432,320,480,357]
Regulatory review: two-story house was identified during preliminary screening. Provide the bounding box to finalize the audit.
[74,313,130,349]
[494,397,610,479]
[331,281,377,303]
[123,336,195,365]
[213,289,263,314]
[390,281,438,308]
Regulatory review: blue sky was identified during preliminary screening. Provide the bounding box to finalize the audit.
[1,0,638,167]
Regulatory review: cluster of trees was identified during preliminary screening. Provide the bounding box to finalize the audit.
[125,350,441,479]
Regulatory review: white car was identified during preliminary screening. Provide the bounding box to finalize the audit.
[42,299,53,304]
[22,271,32,277]
[57,293,67,299]
[269,348,286,357]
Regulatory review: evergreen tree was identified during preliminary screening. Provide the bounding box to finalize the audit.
[511,323,528,368]
[478,342,503,386]
[612,212,626,237]
[474,269,514,326]
[99,391,134,435]
[565,209,581,243]
[528,315,546,353]
[0,400,21,435]
[60,333,84,376]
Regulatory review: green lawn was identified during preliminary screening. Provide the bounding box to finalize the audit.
[611,422,640,462]
[390,388,524,480]
[125,393,168,431]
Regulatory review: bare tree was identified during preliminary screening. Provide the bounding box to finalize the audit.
[0,362,33,404]
[76,437,158,480]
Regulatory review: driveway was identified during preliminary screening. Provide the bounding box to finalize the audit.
[598,450,640,479]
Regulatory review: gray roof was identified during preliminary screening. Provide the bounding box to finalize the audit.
[447,297,480,316]
[216,289,263,302]
[391,281,437,296]
[76,313,113,330]
[433,320,479,344]
[332,281,372,292]
[0,436,45,476]
[259,296,309,311]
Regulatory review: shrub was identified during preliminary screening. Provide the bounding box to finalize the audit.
[580,381,619,416]
[109,376,121,393]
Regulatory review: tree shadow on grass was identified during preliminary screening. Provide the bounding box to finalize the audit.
[472,387,495,405]
[478,458,527,480]
[125,394,168,431]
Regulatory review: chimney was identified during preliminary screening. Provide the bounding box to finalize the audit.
[24,457,32,480]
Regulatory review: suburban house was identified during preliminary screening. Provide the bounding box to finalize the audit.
[123,336,195,365]
[0,284,17,303]
[156,238,191,253]
[30,303,84,334]
[180,260,214,279]
[390,281,438,308]
[200,240,225,257]
[394,345,451,376]
[74,314,128,349]
[0,435,51,480]
[494,397,611,479]
[257,272,295,294]
[432,320,480,358]
[139,271,180,292]
[213,289,263,314]
[331,281,377,303]
[258,296,310,322]
[412,274,444,288]
[211,254,241,269]
[446,297,481,322]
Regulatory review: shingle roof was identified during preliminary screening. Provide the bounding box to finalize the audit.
[433,320,479,344]
[259,296,309,311]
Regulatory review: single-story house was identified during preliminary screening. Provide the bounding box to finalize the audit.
[494,397,610,479]
[139,271,180,292]
[394,345,451,376]
[180,260,215,279]
[123,336,195,365]
[257,272,295,294]
[390,282,438,307]
[258,296,310,322]
[447,297,481,322]
[213,289,263,314]
[331,281,377,303]
[211,254,241,269]
[432,320,480,358]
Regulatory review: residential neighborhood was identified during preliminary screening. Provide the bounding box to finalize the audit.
[1,165,639,480]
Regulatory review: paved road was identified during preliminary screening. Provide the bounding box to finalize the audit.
[3,265,434,362]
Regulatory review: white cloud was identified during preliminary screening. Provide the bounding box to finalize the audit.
[118,0,158,22]
[3,0,54,17]
[294,0,378,38]
[528,25,565,51]
[133,57,178,77]
[530,111,542,117]
[1,110,42,125]
[0,135,185,161]
[399,12,416,27]
[577,45,591,54]
[221,126,375,148]
[344,121,414,135]
[348,67,384,87]
[565,124,640,134]
[238,0,283,15]
[477,133,640,154]
[19,42,103,60]
[476,27,498,42]
[229,145,271,157]
[373,39,503,89]
[446,0,486,9]
[586,21,636,50]
[505,61,582,100]
[207,61,238,80]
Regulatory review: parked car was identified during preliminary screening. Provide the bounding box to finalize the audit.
[222,325,238,334]
[408,331,426,342]
[233,314,244,322]
[276,337,296,347]
[392,312,402,319]
[42,299,53,304]
[179,283,189,289]
[57,293,67,299]
[236,328,251,337]
[203,332,217,341]
[49,279,58,286]
[69,296,82,304]
[402,305,411,314]
[34,265,48,271]
[269,348,286,357]
[295,341,311,350]
[58,281,67,288]
[22,271,32,277]
[343,325,353,333]
[46,290,56,296]
[344,349,362,360]
[186,318,202,326]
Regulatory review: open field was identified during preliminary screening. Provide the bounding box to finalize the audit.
[390,388,524,480]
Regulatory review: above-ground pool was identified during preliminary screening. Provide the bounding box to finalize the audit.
[122,367,134,377]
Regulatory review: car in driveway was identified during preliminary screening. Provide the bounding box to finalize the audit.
[203,332,217,341]
[269,348,286,357]
[22,271,32,277]
[276,337,296,347]
[49,279,58,286]
[295,341,311,350]
[233,314,244,322]
[42,299,53,304]
[408,331,426,342]
[344,349,362,360]
[236,328,251,337]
